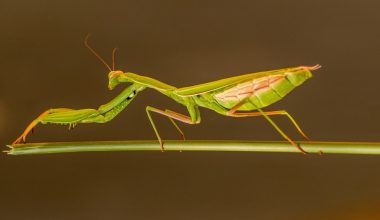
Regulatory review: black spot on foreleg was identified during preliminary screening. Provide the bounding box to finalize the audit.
[126,90,136,100]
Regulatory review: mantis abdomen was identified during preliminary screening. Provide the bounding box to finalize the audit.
[211,70,312,111]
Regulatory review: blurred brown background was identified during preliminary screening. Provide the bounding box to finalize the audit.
[1,0,380,219]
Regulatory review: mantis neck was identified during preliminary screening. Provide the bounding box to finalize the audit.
[119,72,188,105]
[120,72,177,93]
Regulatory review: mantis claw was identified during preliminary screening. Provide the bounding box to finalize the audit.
[296,143,308,155]
[159,141,165,152]
[12,128,33,145]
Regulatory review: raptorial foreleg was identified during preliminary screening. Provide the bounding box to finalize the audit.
[12,108,99,144]
[12,84,145,145]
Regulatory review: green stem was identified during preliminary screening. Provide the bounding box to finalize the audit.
[6,140,380,155]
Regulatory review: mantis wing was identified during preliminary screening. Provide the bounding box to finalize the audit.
[174,67,296,97]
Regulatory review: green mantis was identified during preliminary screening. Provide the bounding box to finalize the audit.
[12,41,321,154]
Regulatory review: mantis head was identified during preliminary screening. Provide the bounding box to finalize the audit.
[107,70,124,90]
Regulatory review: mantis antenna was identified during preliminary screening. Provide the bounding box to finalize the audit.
[112,47,118,71]
[84,35,112,71]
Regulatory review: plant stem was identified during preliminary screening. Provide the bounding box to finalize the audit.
[6,140,380,155]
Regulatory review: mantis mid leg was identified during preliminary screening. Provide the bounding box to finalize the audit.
[166,112,186,140]
[146,104,200,151]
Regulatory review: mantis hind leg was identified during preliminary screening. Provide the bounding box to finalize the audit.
[228,108,309,154]
[228,109,310,141]
[146,106,200,151]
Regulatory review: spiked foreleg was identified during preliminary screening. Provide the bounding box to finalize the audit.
[81,98,135,123]
[12,108,96,144]
[85,84,145,123]
[12,84,145,144]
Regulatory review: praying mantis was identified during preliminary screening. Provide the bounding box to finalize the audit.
[12,39,321,154]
